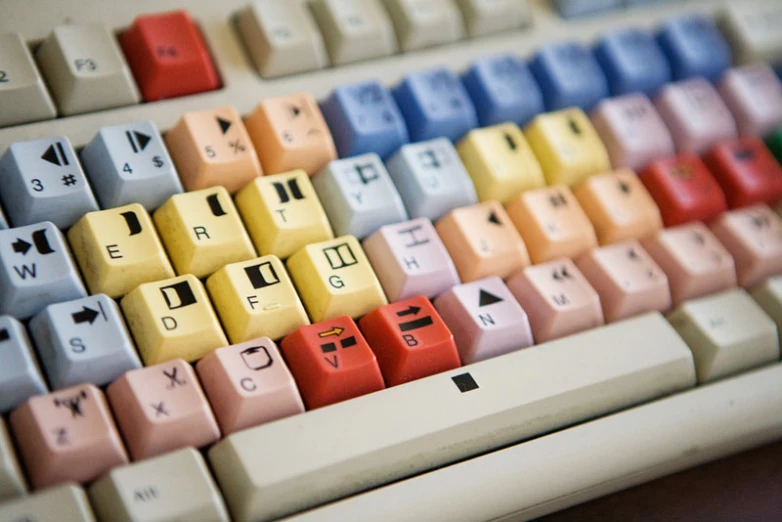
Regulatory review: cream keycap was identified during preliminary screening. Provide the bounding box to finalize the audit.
[154,187,256,279]
[0,418,26,499]
[1,484,96,522]
[68,204,173,298]
[382,0,464,51]
[236,170,334,259]
[165,106,263,193]
[121,275,228,365]
[752,275,782,340]
[287,235,387,321]
[456,0,531,37]
[311,0,397,65]
[457,123,545,203]
[207,256,310,344]
[0,33,56,127]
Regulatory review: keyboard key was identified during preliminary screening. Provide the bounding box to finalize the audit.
[0,208,6,230]
[462,54,544,127]
[393,68,478,142]
[67,204,174,298]
[752,275,782,338]
[643,222,737,306]
[206,256,309,343]
[0,484,95,521]
[382,0,464,51]
[121,274,228,365]
[0,33,56,127]
[312,154,408,239]
[281,316,384,408]
[524,108,611,187]
[436,201,530,282]
[320,80,409,159]
[245,92,337,175]
[0,137,98,229]
[721,4,782,65]
[0,316,46,413]
[594,27,671,97]
[363,217,460,301]
[360,296,459,386]
[457,123,544,203]
[640,154,727,227]
[530,41,609,111]
[197,338,304,434]
[0,418,26,499]
[657,14,732,82]
[506,185,597,264]
[765,125,782,164]
[235,170,334,259]
[10,383,127,489]
[455,0,530,37]
[386,138,477,221]
[0,222,86,319]
[120,10,220,101]
[574,169,663,245]
[719,64,782,138]
[311,0,397,65]
[576,241,671,323]
[553,0,621,18]
[590,93,674,171]
[287,235,387,322]
[654,78,738,155]
[237,0,327,78]
[36,24,139,115]
[80,120,183,211]
[107,359,219,460]
[668,289,778,383]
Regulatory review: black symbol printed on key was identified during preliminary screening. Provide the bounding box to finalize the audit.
[244,261,281,289]
[217,117,232,135]
[487,211,501,225]
[320,336,356,353]
[53,389,88,418]
[12,229,55,256]
[273,178,305,204]
[41,142,69,166]
[151,402,169,417]
[478,289,503,307]
[549,192,568,208]
[0,328,10,342]
[552,266,573,282]
[353,163,380,185]
[72,305,101,325]
[452,373,479,393]
[240,345,273,370]
[126,130,151,153]
[323,243,358,270]
[397,224,430,248]
[396,305,433,332]
[121,211,143,236]
[207,193,227,217]
[160,281,197,310]
[61,174,77,187]
[163,366,186,389]
[418,149,440,169]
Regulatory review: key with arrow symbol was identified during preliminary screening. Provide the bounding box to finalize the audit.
[318,326,344,338]
[72,306,101,325]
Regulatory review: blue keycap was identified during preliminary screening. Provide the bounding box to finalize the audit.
[462,54,544,127]
[594,28,671,97]
[393,68,478,143]
[320,80,409,159]
[657,15,732,82]
[530,41,609,111]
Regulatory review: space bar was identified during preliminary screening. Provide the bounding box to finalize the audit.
[208,313,696,522]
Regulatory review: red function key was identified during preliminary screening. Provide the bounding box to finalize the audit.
[121,10,220,101]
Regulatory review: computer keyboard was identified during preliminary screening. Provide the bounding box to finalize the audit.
[1,0,782,520]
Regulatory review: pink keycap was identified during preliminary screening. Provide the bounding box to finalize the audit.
[643,222,737,306]
[719,64,782,137]
[507,258,604,343]
[433,276,533,364]
[655,78,738,154]
[590,93,675,171]
[197,338,304,435]
[363,217,460,301]
[576,241,671,323]
[10,384,127,489]
[107,359,220,461]
[710,204,782,288]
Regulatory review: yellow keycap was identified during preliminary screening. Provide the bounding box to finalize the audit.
[120,274,228,365]
[154,187,256,279]
[235,170,333,259]
[524,108,611,188]
[207,255,310,343]
[457,123,545,203]
[286,235,387,322]
[68,204,174,298]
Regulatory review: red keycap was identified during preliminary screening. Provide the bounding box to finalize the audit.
[121,10,220,101]
[280,317,384,409]
[703,137,782,209]
[640,154,727,227]
[359,296,460,386]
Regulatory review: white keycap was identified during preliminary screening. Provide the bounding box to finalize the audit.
[81,121,183,211]
[312,153,408,239]
[668,289,779,384]
[455,0,531,38]
[0,33,57,127]
[0,136,99,229]
[209,313,695,522]
[237,0,328,78]
[0,418,26,500]
[386,138,478,221]
[752,275,782,345]
[35,24,139,116]
[89,447,229,522]
[382,0,465,51]
[0,484,96,521]
[0,316,47,412]
[722,4,782,65]
[311,0,397,65]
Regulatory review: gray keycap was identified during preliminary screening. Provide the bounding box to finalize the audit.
[81,121,183,211]
[0,206,7,230]
[0,316,47,412]
[0,222,87,319]
[30,294,141,390]
[0,136,99,229]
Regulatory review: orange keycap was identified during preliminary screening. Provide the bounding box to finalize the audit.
[358,296,460,386]
[280,316,384,409]
[245,92,337,175]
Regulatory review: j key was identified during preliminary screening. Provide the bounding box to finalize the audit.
[0,315,47,413]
